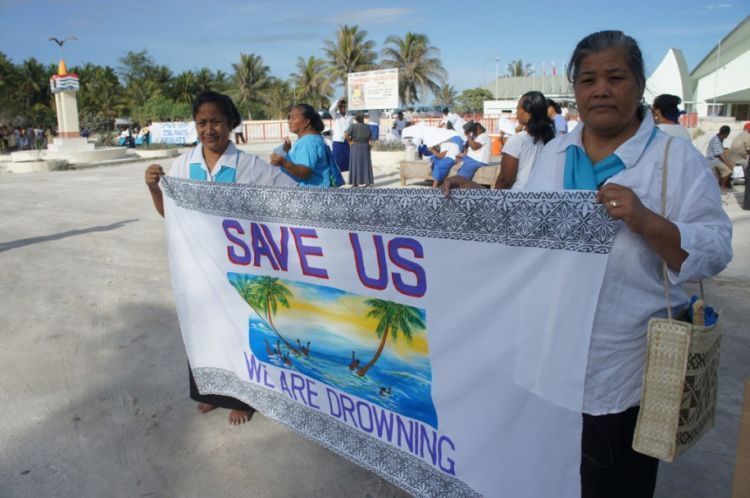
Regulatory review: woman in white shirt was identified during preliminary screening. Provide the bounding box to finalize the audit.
[652,94,691,141]
[445,31,732,497]
[144,92,296,426]
[429,139,461,188]
[495,91,555,189]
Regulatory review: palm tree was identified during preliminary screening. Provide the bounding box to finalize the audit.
[323,25,377,89]
[433,84,457,108]
[194,68,215,93]
[290,56,334,109]
[171,70,197,104]
[231,52,272,118]
[77,64,125,119]
[507,59,534,77]
[380,33,446,106]
[16,58,48,112]
[262,78,294,120]
[239,276,299,353]
[356,299,425,377]
[213,69,230,92]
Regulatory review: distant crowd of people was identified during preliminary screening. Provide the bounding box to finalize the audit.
[118,121,151,147]
[0,126,55,152]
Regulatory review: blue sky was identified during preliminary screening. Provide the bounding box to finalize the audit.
[1,0,746,97]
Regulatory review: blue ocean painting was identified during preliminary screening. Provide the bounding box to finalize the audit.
[227,273,437,429]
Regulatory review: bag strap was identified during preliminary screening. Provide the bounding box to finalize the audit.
[660,138,673,319]
[659,137,706,321]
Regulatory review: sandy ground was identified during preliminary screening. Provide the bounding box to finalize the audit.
[0,145,748,498]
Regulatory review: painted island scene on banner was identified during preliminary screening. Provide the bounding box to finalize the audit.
[227,272,437,428]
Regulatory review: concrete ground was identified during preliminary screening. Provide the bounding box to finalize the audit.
[0,148,748,498]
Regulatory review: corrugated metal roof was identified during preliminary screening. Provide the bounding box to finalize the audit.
[482,75,574,99]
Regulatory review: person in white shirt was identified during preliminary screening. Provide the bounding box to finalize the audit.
[497,91,555,189]
[329,97,353,172]
[429,138,460,187]
[367,109,381,141]
[440,107,465,132]
[444,31,732,497]
[651,94,691,141]
[144,91,296,426]
[403,107,415,125]
[390,111,407,140]
[457,120,491,180]
[546,98,568,137]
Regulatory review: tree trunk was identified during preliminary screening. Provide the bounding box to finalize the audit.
[357,327,389,377]
[266,303,299,354]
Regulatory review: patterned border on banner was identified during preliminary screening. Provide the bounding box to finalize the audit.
[162,177,618,254]
[193,367,482,498]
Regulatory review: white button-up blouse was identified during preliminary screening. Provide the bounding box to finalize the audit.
[524,111,733,415]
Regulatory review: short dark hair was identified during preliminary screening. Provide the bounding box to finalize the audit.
[719,125,731,135]
[192,91,242,129]
[442,107,449,115]
[354,111,365,123]
[653,94,683,123]
[546,98,562,114]
[568,31,646,119]
[293,103,325,133]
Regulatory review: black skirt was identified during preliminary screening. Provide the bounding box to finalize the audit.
[188,364,252,411]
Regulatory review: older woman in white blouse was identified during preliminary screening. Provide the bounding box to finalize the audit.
[525,31,732,498]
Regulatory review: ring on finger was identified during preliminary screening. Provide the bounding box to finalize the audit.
[609,200,618,208]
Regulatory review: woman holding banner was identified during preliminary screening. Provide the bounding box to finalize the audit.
[144,91,296,425]
[444,31,732,497]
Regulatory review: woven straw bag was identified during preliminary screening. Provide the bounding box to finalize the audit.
[632,138,721,462]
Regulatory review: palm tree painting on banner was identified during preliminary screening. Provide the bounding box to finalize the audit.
[228,273,437,428]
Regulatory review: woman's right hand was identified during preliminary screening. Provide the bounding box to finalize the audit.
[441,176,483,196]
[269,153,285,167]
[283,137,292,152]
[145,164,164,191]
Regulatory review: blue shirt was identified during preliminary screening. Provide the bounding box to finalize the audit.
[285,134,332,187]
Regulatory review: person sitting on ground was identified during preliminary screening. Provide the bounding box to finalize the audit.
[144,91,297,426]
[728,122,750,167]
[705,125,734,189]
[269,103,344,188]
[547,98,568,137]
[457,121,491,180]
[652,94,691,141]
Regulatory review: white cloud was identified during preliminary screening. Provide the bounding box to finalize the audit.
[330,7,412,25]
[703,3,732,9]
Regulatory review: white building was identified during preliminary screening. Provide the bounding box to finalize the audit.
[690,15,750,120]
[645,16,750,120]
[643,48,692,106]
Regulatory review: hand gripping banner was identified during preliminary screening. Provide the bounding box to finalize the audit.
[161,178,618,498]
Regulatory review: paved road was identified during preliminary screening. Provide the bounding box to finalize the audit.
[0,160,747,497]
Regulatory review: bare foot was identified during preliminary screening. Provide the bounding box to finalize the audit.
[228,409,254,425]
[197,402,217,414]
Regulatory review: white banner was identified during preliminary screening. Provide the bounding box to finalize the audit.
[150,121,197,145]
[161,180,617,497]
[347,68,399,110]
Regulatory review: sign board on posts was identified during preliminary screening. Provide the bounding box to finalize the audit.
[347,68,399,110]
